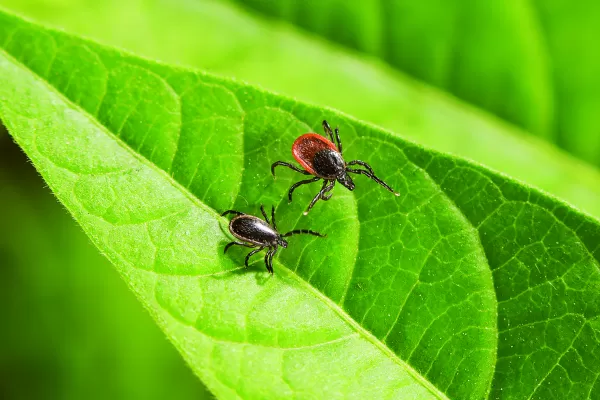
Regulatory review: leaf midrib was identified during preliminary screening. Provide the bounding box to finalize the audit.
[0,46,450,399]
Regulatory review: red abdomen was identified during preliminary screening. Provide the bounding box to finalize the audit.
[292,134,338,176]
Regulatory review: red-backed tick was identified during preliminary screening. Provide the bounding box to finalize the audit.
[271,120,400,214]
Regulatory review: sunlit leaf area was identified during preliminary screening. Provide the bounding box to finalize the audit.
[1,1,599,399]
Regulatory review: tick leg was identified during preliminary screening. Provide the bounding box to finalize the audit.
[269,246,278,274]
[347,168,400,196]
[271,206,277,230]
[224,241,254,253]
[271,161,311,176]
[321,180,335,201]
[260,204,269,223]
[288,177,321,202]
[347,160,374,175]
[264,246,277,274]
[283,229,326,238]
[334,127,342,154]
[264,249,272,273]
[221,210,244,217]
[322,120,335,143]
[245,247,265,268]
[304,180,333,215]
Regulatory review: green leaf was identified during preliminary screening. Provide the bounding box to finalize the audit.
[233,0,600,166]
[0,140,213,399]
[1,9,599,400]
[2,0,600,219]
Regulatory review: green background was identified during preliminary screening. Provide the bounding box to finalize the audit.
[1,0,599,399]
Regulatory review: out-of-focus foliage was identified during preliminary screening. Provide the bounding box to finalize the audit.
[233,0,600,167]
[0,136,214,399]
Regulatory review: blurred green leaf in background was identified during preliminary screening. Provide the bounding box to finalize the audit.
[1,1,600,400]
[234,0,600,167]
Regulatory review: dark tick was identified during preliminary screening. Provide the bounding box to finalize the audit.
[271,120,400,214]
[221,205,325,274]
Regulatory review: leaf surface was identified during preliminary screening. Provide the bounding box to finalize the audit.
[1,10,600,400]
[0,140,213,399]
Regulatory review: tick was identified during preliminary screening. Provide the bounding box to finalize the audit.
[271,120,400,214]
[221,205,325,274]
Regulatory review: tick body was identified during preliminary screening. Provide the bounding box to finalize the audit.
[222,205,325,274]
[272,120,400,214]
[229,216,280,246]
[292,134,342,178]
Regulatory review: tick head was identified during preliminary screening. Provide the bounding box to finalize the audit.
[338,173,355,191]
